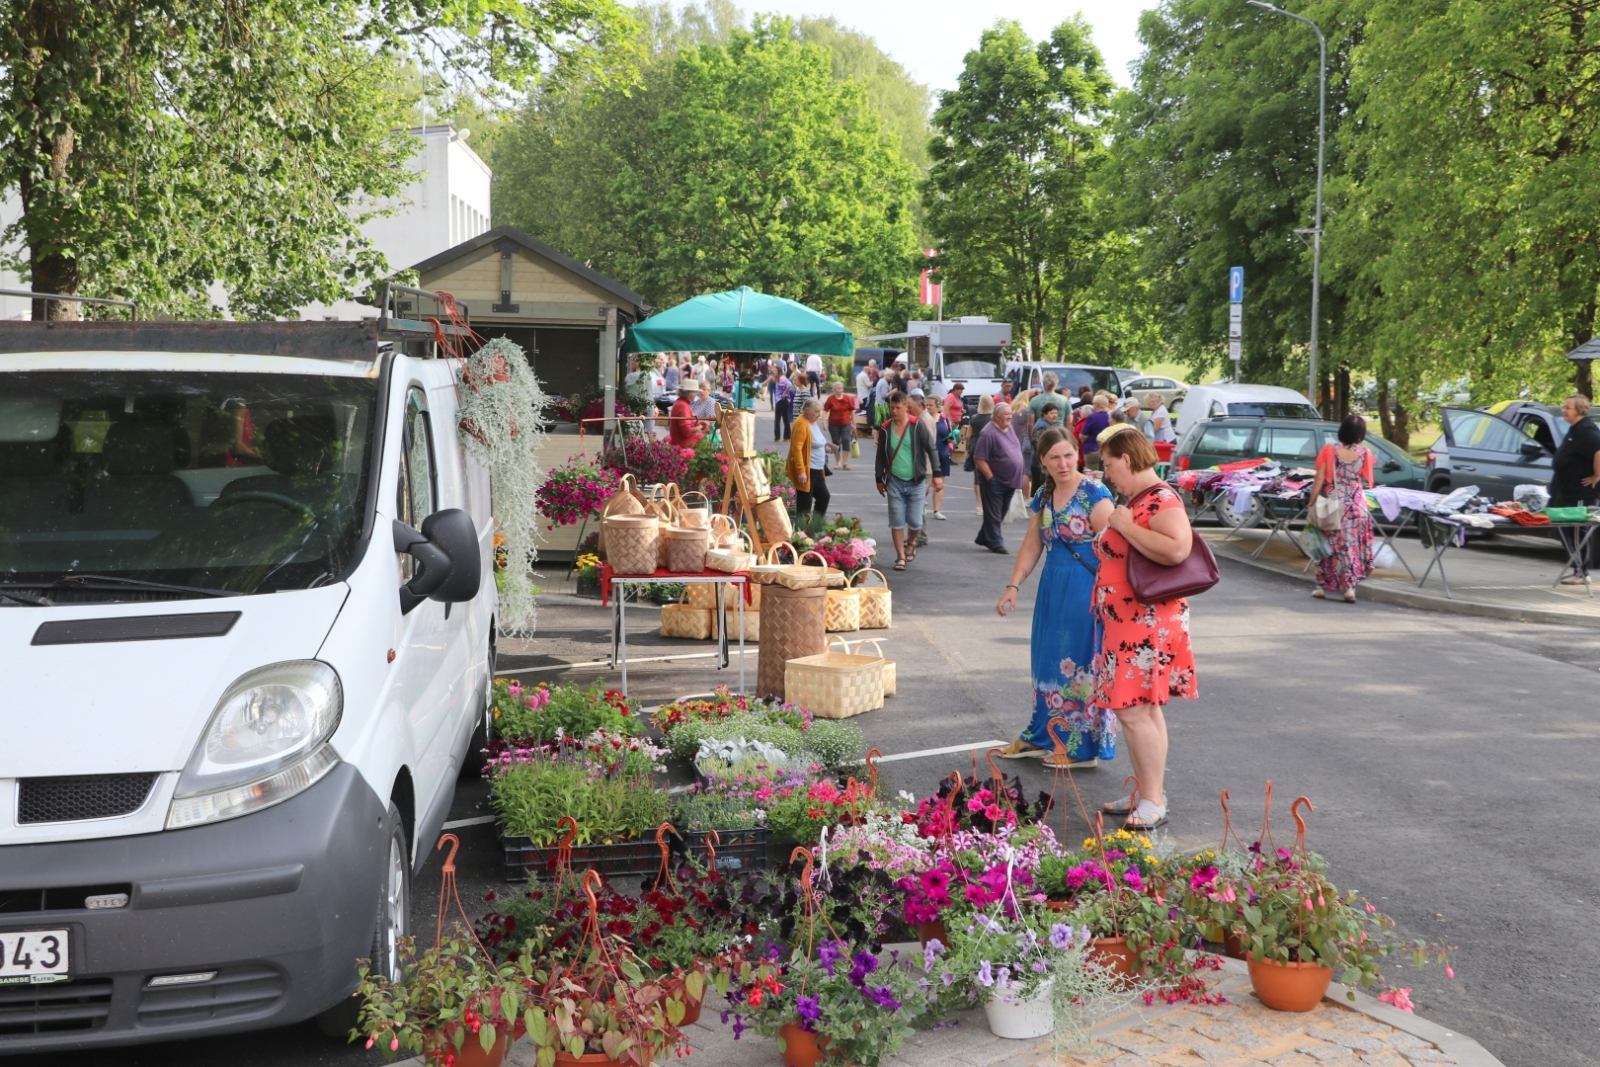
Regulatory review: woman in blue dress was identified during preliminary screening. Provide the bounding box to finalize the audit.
[995,427,1117,768]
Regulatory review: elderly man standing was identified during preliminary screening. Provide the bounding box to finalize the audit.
[972,402,1025,553]
[874,390,936,571]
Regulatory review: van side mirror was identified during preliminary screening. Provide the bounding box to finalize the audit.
[1520,439,1546,458]
[1382,460,1403,473]
[392,509,482,614]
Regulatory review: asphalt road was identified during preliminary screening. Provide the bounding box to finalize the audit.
[34,410,1599,1066]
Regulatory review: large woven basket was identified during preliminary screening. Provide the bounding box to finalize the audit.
[850,568,892,629]
[824,588,862,632]
[737,457,771,499]
[721,408,757,455]
[662,525,711,573]
[784,652,885,719]
[685,582,719,609]
[603,514,659,575]
[661,597,714,640]
[754,495,793,543]
[757,584,827,699]
[830,636,894,696]
[595,473,646,556]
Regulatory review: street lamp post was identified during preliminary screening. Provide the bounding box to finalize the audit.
[1246,0,1326,412]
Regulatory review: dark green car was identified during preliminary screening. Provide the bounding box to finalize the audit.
[1171,416,1426,526]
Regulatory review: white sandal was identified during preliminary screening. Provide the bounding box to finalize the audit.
[1123,798,1168,831]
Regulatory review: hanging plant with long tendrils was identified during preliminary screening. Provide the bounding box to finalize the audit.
[455,335,550,635]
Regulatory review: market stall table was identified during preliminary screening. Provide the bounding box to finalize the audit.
[600,566,751,695]
[1414,513,1600,598]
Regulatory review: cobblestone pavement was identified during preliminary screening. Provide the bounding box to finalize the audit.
[467,958,1498,1067]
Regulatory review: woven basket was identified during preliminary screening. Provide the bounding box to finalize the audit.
[784,652,885,719]
[720,607,760,643]
[662,525,711,573]
[721,408,757,455]
[596,474,646,556]
[705,530,755,574]
[685,582,719,609]
[830,636,894,696]
[748,542,796,584]
[708,513,742,549]
[801,549,847,589]
[850,568,892,629]
[773,564,827,590]
[677,490,712,530]
[754,495,793,543]
[824,588,862,633]
[661,596,714,640]
[737,457,771,499]
[757,585,827,699]
[603,514,659,575]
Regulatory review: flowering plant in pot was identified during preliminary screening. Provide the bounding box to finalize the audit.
[766,776,877,845]
[535,458,620,527]
[905,770,1052,839]
[354,928,523,1066]
[732,940,932,1067]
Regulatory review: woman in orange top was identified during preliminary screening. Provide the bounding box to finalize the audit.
[1092,425,1198,831]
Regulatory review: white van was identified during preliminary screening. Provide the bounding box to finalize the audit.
[1172,382,1319,435]
[0,310,496,1052]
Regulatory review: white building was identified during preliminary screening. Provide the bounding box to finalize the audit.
[0,123,491,321]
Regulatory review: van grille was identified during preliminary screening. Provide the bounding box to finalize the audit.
[0,978,113,1035]
[17,774,159,824]
[137,965,284,1027]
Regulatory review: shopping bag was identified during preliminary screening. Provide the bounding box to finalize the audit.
[850,440,860,458]
[1303,525,1334,561]
[1372,542,1400,571]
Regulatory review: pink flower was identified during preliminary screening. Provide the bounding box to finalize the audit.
[1377,988,1414,1013]
[1444,965,1454,980]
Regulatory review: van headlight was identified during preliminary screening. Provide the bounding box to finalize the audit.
[167,660,343,829]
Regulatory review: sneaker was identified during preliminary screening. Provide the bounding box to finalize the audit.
[932,511,947,520]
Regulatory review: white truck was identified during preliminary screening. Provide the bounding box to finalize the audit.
[0,299,497,1052]
[865,318,1012,414]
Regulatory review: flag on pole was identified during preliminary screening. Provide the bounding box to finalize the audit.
[920,249,941,306]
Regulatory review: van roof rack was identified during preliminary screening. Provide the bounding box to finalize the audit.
[0,284,472,361]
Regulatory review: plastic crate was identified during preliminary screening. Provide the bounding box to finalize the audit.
[682,827,770,874]
[500,835,661,883]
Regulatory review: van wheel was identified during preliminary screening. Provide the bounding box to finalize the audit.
[316,802,409,1038]
[1427,475,1451,494]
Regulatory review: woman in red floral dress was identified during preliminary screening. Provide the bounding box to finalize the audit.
[1092,425,1198,831]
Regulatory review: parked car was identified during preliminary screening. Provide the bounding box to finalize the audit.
[1423,404,1600,499]
[0,312,496,1053]
[1121,373,1188,408]
[1172,415,1425,526]
[1173,382,1319,435]
[1003,361,1121,403]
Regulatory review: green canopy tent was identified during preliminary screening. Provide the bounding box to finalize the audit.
[622,286,854,358]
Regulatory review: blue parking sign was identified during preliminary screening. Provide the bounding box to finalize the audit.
[1228,267,1244,304]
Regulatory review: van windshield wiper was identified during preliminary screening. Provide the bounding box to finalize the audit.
[0,574,242,600]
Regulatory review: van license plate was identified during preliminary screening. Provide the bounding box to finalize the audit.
[0,929,69,982]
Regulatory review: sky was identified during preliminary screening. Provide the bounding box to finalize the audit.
[751,0,1163,92]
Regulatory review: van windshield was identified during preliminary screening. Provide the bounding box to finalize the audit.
[1225,402,1319,419]
[0,370,377,597]
[944,360,999,378]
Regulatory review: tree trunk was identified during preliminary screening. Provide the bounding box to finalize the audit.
[1391,397,1411,452]
[1377,379,1395,443]
[1576,360,1594,399]
[1336,366,1350,420]
[19,2,82,320]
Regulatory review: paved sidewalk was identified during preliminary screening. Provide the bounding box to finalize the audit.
[1202,525,1600,628]
[423,957,1501,1067]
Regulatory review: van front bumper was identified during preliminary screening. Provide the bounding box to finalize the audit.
[0,762,386,1053]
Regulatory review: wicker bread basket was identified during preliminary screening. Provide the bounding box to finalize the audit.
[800,549,847,589]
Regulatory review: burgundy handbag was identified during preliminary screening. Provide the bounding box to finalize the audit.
[1124,484,1219,603]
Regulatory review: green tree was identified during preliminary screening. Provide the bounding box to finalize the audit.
[796,17,931,172]
[0,0,632,319]
[1113,0,1368,392]
[924,19,1124,360]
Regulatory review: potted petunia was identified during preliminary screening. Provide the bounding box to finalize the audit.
[1042,827,1184,981]
[733,939,932,1067]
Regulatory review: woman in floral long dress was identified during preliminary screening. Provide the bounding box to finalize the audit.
[1308,416,1376,603]
[1092,425,1199,831]
[995,428,1115,768]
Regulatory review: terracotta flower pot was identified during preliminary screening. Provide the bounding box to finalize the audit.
[915,920,948,947]
[1043,900,1073,913]
[778,1022,830,1067]
[426,1029,510,1067]
[553,1053,627,1067]
[1223,930,1247,960]
[1088,936,1141,986]
[664,975,704,1026]
[1246,954,1334,1012]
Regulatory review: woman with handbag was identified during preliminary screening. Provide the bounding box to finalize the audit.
[995,428,1116,769]
[1093,424,1200,831]
[1307,416,1376,603]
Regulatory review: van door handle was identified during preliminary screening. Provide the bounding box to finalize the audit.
[1455,464,1476,471]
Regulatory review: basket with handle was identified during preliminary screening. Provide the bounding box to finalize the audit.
[748,541,796,584]
[720,407,757,455]
[800,549,846,589]
[829,636,894,696]
[824,587,861,632]
[660,591,714,640]
[736,456,771,499]
[646,485,685,567]
[720,604,760,643]
[595,473,647,556]
[603,513,659,575]
[677,490,712,530]
[849,567,892,629]
[685,581,719,609]
[773,559,828,589]
[704,529,756,573]
[662,524,711,573]
[754,495,793,543]
[784,650,885,719]
[707,512,741,549]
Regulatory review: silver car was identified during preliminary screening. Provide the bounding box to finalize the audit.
[1121,374,1188,408]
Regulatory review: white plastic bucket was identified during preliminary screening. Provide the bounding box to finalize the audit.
[983,977,1054,1039]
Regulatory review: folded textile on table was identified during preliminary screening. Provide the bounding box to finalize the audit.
[1367,486,1443,522]
[1429,485,1483,514]
[1447,512,1496,529]
[1489,504,1551,526]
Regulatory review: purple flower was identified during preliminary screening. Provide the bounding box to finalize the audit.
[795,995,822,1031]
[1049,923,1074,950]
[996,965,1011,987]
[864,985,901,1010]
[818,940,844,975]
[977,960,994,988]
[848,951,879,988]
[922,939,944,972]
